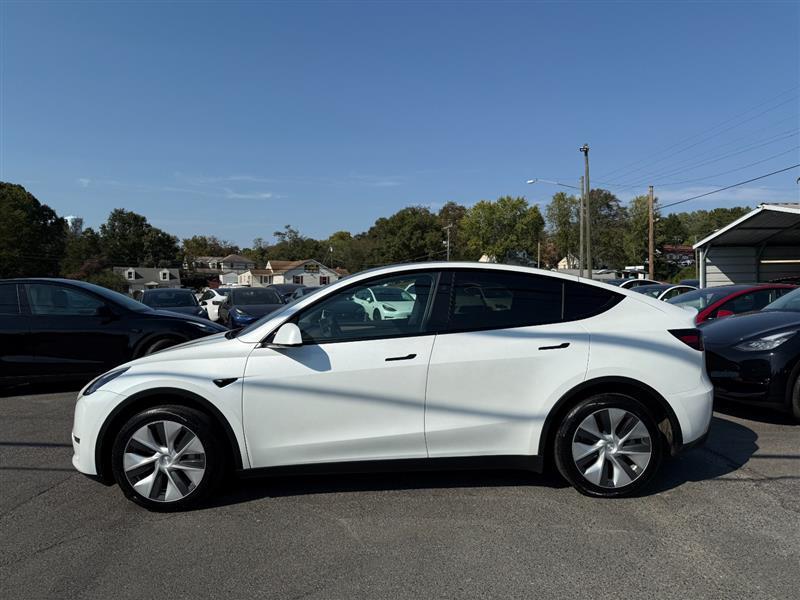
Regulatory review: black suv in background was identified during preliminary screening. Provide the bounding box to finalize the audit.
[0,278,226,387]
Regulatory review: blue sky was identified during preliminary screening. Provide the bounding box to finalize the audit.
[2,1,798,247]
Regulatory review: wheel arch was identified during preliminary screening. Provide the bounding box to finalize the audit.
[538,376,684,461]
[94,387,243,483]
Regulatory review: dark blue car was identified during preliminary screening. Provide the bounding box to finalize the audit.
[140,288,208,319]
[218,287,285,328]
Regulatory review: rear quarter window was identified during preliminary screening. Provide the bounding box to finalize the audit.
[563,281,623,322]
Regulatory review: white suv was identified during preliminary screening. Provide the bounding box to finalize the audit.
[72,263,713,510]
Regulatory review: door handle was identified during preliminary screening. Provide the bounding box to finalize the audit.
[538,342,570,351]
[385,353,417,362]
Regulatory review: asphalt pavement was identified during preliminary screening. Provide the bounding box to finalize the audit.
[1,388,798,600]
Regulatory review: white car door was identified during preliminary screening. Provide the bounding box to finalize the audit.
[242,271,439,468]
[425,270,594,458]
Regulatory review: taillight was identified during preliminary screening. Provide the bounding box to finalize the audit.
[670,328,704,351]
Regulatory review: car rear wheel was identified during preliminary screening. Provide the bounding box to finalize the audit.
[554,394,663,498]
[111,405,225,511]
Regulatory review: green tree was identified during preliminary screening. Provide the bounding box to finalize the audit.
[99,209,179,266]
[181,235,240,262]
[62,227,103,276]
[623,195,652,266]
[587,189,628,269]
[266,225,324,262]
[363,207,444,266]
[461,196,545,264]
[437,201,469,260]
[0,182,66,277]
[545,192,580,265]
[659,213,689,246]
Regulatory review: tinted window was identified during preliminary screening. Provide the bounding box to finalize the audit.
[446,270,562,332]
[142,290,198,308]
[721,290,776,315]
[28,284,105,316]
[563,281,622,321]
[232,288,283,305]
[0,283,20,315]
[667,287,745,310]
[294,273,436,343]
[764,288,800,312]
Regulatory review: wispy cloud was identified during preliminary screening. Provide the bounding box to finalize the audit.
[76,178,91,188]
[223,188,274,200]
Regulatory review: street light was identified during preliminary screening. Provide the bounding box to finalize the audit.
[526,178,581,190]
[527,177,585,276]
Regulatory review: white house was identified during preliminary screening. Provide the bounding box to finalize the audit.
[113,266,181,295]
[238,259,345,288]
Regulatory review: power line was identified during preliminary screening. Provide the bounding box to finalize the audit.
[599,87,799,180]
[659,164,800,210]
[654,146,800,187]
[617,129,799,188]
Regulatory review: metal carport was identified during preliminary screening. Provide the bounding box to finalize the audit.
[693,203,800,287]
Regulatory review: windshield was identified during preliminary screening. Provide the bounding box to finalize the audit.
[634,285,669,298]
[74,281,151,312]
[372,287,414,301]
[232,288,283,305]
[142,290,198,308]
[667,287,737,310]
[763,288,800,312]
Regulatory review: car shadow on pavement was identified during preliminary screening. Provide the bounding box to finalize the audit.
[207,469,570,508]
[204,415,759,508]
[648,415,759,494]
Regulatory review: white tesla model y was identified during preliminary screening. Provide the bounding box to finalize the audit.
[72,263,713,510]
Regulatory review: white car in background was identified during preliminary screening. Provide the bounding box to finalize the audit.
[353,285,416,320]
[71,262,713,510]
[197,288,231,322]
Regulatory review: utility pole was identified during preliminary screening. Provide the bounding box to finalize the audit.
[580,144,591,279]
[537,239,541,268]
[443,223,453,261]
[648,185,655,280]
[578,175,585,277]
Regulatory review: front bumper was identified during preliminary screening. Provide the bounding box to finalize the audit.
[705,347,787,407]
[72,388,122,476]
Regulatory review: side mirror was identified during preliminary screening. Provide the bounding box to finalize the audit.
[200,300,207,306]
[270,322,303,347]
[716,309,735,318]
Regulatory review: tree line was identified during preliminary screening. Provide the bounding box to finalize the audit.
[0,181,751,290]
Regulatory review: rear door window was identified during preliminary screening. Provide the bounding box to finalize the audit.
[445,270,563,332]
[0,283,20,315]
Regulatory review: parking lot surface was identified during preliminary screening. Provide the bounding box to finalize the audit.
[1,389,798,599]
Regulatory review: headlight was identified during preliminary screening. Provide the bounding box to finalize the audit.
[734,331,796,352]
[382,304,397,312]
[83,367,129,396]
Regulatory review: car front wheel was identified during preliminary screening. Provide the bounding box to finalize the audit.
[111,405,225,511]
[554,393,663,498]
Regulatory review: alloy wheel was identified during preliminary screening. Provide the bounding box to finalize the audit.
[123,420,206,502]
[571,408,652,488]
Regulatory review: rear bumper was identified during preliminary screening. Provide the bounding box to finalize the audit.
[669,379,715,451]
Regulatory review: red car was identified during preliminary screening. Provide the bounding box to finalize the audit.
[666,283,796,324]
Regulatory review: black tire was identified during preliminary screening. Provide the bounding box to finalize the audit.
[111,405,225,511]
[372,309,382,321]
[790,371,800,422]
[554,393,664,498]
[142,337,180,356]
